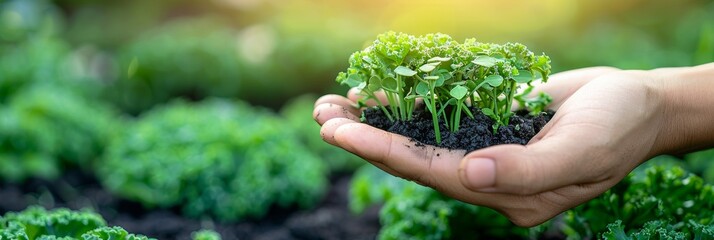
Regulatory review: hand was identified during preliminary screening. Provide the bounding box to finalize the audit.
[313,67,677,227]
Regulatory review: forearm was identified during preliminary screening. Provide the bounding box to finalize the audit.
[654,63,714,155]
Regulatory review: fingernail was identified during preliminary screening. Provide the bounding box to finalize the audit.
[463,158,496,189]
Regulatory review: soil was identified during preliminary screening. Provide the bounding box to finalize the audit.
[0,170,380,240]
[363,106,554,152]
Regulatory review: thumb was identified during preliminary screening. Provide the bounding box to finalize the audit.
[458,133,593,195]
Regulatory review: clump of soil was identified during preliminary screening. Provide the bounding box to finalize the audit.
[363,106,554,152]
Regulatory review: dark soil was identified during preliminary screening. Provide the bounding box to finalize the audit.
[364,107,554,152]
[0,170,380,240]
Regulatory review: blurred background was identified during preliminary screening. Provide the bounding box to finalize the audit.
[2,0,712,113]
[1,0,714,238]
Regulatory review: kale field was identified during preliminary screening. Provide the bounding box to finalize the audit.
[1,0,714,239]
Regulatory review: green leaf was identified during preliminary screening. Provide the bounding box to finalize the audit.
[481,108,495,118]
[416,82,429,96]
[419,63,440,72]
[428,57,451,63]
[367,76,382,91]
[484,75,504,87]
[450,86,468,100]
[382,77,399,92]
[394,66,417,77]
[344,74,363,88]
[512,70,533,84]
[472,56,499,68]
[435,77,446,87]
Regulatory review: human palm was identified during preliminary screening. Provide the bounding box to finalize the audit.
[314,67,669,226]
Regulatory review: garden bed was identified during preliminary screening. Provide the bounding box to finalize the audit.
[0,171,380,240]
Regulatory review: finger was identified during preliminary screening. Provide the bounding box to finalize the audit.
[332,123,468,192]
[319,118,406,179]
[313,103,360,125]
[347,88,389,107]
[320,118,358,145]
[530,67,620,109]
[314,94,361,115]
[459,131,597,195]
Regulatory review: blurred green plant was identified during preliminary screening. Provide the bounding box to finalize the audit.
[686,149,714,184]
[0,206,152,240]
[0,85,120,182]
[348,164,414,214]
[190,229,222,240]
[280,94,364,172]
[560,165,714,239]
[0,0,104,103]
[110,17,244,114]
[0,0,64,44]
[349,164,539,240]
[99,99,327,221]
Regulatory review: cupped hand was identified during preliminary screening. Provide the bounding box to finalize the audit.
[313,67,670,227]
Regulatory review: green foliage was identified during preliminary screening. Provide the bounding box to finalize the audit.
[190,230,221,240]
[349,165,537,239]
[685,149,714,184]
[0,206,153,240]
[80,227,152,240]
[379,187,535,240]
[348,164,415,213]
[110,17,244,114]
[0,0,64,44]
[0,85,119,182]
[336,32,551,144]
[280,94,364,172]
[601,219,714,240]
[99,99,327,221]
[561,165,714,239]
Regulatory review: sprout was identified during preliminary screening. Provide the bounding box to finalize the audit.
[336,32,552,144]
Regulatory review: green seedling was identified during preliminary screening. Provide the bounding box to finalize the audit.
[336,32,552,144]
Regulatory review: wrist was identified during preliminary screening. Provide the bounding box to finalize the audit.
[651,63,714,156]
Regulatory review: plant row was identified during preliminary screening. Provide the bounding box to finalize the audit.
[350,161,714,240]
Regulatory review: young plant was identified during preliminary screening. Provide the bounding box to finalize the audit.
[336,32,552,144]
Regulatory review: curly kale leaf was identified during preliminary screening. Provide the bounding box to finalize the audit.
[350,165,538,239]
[0,206,105,239]
[379,188,535,240]
[562,165,714,239]
[99,99,327,221]
[80,227,152,240]
[0,207,155,240]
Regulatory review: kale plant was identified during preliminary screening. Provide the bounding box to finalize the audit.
[99,99,327,221]
[281,94,364,172]
[0,206,152,240]
[349,165,542,240]
[560,165,714,239]
[0,85,119,182]
[336,31,551,143]
[112,17,244,114]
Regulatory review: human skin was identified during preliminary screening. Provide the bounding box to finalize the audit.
[313,63,714,227]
